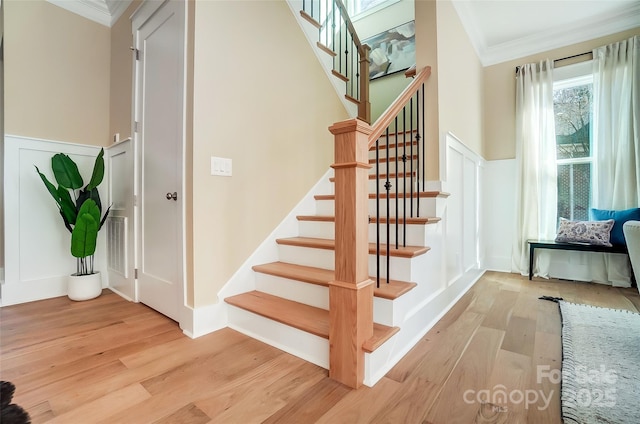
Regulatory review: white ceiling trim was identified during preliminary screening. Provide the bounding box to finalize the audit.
[47,0,132,27]
[105,0,132,26]
[453,1,640,67]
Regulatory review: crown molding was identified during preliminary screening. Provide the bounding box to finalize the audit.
[452,1,640,67]
[47,0,132,27]
[106,0,132,26]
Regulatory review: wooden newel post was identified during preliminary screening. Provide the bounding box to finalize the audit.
[359,45,371,124]
[328,118,374,389]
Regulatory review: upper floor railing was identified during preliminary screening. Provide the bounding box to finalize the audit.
[301,0,371,123]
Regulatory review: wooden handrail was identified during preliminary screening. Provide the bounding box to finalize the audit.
[334,0,367,56]
[368,66,431,148]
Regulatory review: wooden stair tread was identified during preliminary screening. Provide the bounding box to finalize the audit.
[225,291,329,339]
[225,291,399,352]
[365,324,401,353]
[296,215,440,225]
[299,10,321,29]
[330,172,417,182]
[317,42,336,57]
[315,191,449,200]
[276,237,430,258]
[332,69,349,82]
[252,261,417,300]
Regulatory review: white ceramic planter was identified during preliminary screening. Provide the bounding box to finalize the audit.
[68,272,103,301]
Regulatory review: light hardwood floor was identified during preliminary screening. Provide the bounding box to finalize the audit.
[1,271,638,423]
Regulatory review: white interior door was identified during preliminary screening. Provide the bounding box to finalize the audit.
[106,139,136,301]
[133,0,185,322]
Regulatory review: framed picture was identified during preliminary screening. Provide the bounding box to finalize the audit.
[363,21,415,80]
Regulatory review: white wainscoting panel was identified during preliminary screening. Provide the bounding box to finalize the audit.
[2,135,107,306]
[481,159,517,272]
[443,132,482,286]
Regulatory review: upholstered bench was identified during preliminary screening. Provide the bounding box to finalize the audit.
[527,240,629,281]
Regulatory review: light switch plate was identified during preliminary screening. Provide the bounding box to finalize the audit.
[211,156,232,176]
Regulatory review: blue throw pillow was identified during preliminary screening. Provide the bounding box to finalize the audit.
[591,207,640,246]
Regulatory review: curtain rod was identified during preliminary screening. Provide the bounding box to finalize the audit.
[514,51,593,74]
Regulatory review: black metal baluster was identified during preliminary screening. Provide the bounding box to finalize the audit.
[323,0,327,47]
[421,83,426,195]
[344,29,349,84]
[385,128,391,285]
[394,117,399,250]
[402,107,407,247]
[310,0,314,18]
[338,12,342,75]
[376,138,380,288]
[349,37,354,97]
[410,97,414,218]
[331,1,336,70]
[416,87,421,217]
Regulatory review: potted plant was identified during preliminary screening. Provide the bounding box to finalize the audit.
[35,148,110,301]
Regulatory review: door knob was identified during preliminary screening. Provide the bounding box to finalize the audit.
[166,192,177,201]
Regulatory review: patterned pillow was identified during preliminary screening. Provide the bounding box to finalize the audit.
[555,218,615,247]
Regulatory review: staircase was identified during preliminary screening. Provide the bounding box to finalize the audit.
[221,1,452,389]
[225,118,447,386]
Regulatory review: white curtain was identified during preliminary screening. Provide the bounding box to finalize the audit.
[593,35,640,210]
[583,35,640,287]
[512,59,558,276]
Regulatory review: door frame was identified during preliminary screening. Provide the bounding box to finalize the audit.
[131,0,188,327]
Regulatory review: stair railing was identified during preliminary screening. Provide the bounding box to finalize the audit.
[301,0,371,123]
[328,66,430,388]
[368,66,431,288]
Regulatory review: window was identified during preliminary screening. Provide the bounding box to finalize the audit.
[347,0,400,20]
[553,64,593,221]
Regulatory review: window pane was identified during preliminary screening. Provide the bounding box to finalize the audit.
[554,84,592,160]
[557,163,591,221]
[353,0,392,15]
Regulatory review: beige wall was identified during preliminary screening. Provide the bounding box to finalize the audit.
[4,0,110,146]
[191,1,349,307]
[110,1,141,142]
[415,0,439,180]
[484,28,640,161]
[436,0,483,157]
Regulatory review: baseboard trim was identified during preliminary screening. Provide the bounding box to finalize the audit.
[364,268,484,386]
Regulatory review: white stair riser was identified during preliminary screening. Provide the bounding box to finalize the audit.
[276,244,414,281]
[315,198,437,218]
[255,273,329,310]
[369,254,413,282]
[254,272,395,326]
[297,220,429,246]
[277,244,334,270]
[227,305,329,369]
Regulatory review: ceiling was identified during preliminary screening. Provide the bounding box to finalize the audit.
[48,0,640,66]
[452,0,640,66]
